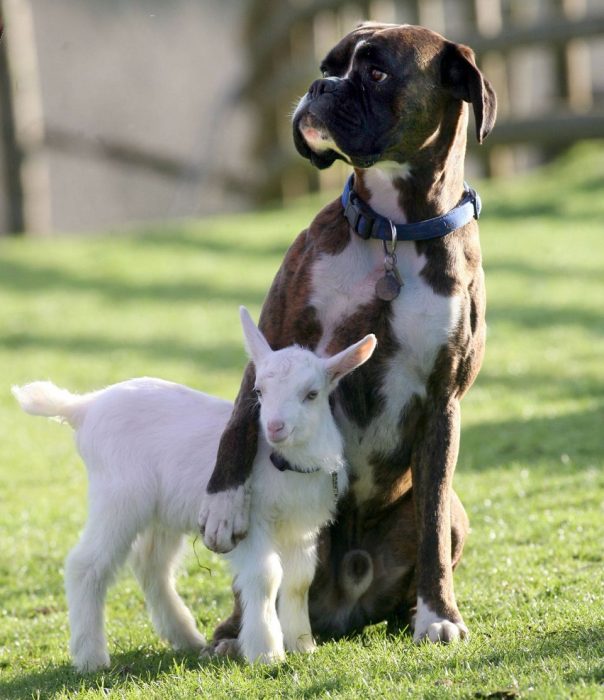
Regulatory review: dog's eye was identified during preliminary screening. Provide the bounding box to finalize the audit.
[369,68,388,83]
[305,390,318,401]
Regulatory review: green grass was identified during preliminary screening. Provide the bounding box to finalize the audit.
[1,143,603,699]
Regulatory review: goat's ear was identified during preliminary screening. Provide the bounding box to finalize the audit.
[441,41,497,143]
[239,306,272,363]
[324,334,377,387]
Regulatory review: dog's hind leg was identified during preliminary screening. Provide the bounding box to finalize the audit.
[130,527,206,652]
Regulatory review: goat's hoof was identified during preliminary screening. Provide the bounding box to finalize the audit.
[73,650,110,673]
[250,649,285,664]
[198,486,250,553]
[172,632,207,652]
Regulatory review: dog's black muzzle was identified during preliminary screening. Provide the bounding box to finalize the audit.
[307,76,343,99]
[293,77,384,170]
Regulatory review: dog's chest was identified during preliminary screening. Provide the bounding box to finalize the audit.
[310,235,461,500]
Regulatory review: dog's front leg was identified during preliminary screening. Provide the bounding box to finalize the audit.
[199,363,257,553]
[412,397,469,643]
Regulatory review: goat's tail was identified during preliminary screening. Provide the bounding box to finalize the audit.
[12,381,90,428]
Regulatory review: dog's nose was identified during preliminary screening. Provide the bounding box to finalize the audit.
[267,420,287,442]
[308,77,341,99]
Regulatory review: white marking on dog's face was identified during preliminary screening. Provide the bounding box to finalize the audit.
[293,37,369,162]
[298,123,351,163]
[342,39,368,79]
[292,93,310,123]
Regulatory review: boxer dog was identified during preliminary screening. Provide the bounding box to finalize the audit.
[199,22,496,646]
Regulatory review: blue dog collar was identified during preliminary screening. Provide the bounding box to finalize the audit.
[341,174,481,242]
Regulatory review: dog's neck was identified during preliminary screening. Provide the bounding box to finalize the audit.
[353,103,468,224]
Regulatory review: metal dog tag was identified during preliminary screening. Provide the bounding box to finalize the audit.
[375,272,401,301]
[375,221,403,301]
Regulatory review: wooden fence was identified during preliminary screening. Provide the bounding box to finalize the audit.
[1,0,603,232]
[241,0,604,203]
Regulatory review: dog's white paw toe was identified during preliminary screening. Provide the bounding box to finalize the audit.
[412,596,469,644]
[213,638,241,658]
[199,486,250,553]
[424,620,469,643]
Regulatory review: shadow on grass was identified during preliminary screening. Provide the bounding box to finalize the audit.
[1,624,601,699]
[461,404,603,472]
[469,624,604,686]
[136,227,291,258]
[485,193,604,222]
[484,259,603,283]
[0,259,267,306]
[0,648,231,700]
[1,330,245,372]
[486,303,604,334]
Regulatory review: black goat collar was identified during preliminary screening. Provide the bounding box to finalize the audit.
[270,451,319,474]
[270,452,340,500]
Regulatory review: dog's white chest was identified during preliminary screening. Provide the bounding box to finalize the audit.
[310,236,461,500]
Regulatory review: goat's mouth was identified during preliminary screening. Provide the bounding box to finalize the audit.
[267,427,294,446]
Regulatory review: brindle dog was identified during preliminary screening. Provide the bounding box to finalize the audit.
[199,22,496,645]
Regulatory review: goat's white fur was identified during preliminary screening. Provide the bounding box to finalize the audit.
[12,307,376,671]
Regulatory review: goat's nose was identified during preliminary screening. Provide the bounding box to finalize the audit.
[267,420,287,441]
[308,77,341,99]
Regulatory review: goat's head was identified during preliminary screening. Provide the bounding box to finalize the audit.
[240,307,377,449]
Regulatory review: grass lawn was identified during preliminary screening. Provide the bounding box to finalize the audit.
[0,143,603,699]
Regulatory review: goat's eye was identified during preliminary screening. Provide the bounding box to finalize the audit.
[305,390,318,401]
[254,387,262,399]
[369,68,388,83]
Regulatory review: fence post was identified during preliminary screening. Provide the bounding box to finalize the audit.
[0,0,51,235]
[0,24,24,234]
[556,0,592,112]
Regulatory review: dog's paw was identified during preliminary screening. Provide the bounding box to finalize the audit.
[412,597,469,644]
[414,619,469,643]
[213,638,241,659]
[199,485,250,553]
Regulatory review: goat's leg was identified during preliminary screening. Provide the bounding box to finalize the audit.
[65,494,140,672]
[130,527,206,652]
[278,540,317,653]
[229,531,284,663]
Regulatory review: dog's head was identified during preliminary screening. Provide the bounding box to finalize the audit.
[292,23,497,169]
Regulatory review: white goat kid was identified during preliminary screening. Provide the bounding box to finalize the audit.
[13,307,376,671]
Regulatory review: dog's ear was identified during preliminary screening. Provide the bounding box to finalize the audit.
[441,42,497,144]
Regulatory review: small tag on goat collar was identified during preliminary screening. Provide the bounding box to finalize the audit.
[332,472,339,501]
